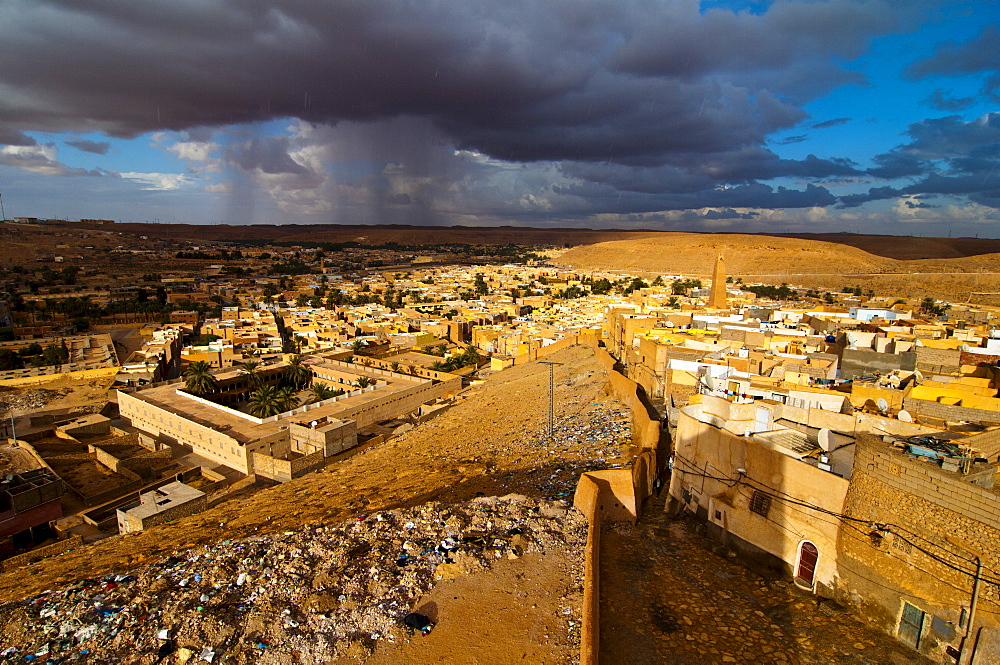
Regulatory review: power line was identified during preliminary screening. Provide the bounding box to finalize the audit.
[670,457,1000,589]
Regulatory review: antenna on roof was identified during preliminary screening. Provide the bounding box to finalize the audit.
[877,398,889,414]
[897,410,913,423]
[818,428,834,452]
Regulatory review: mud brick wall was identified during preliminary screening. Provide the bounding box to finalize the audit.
[837,436,1000,663]
[0,536,83,573]
[121,493,207,532]
[902,397,1000,424]
[840,349,916,380]
[960,428,1000,461]
[914,346,962,375]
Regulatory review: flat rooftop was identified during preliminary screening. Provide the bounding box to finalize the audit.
[120,481,204,520]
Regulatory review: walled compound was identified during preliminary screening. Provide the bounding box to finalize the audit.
[117,351,463,479]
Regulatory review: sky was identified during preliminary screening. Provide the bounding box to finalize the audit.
[1,0,999,236]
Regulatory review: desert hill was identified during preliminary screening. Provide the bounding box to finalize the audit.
[553,233,895,276]
[769,233,1000,261]
[552,233,1000,303]
[51,220,1000,259]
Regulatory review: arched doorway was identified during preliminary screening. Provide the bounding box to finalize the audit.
[795,541,818,589]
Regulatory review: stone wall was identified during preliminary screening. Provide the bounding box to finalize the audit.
[252,450,325,483]
[839,349,916,380]
[902,397,1000,424]
[915,346,962,375]
[960,427,1000,461]
[836,435,1000,663]
[0,535,83,573]
[118,493,207,533]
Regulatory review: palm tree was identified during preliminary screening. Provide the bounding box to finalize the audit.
[183,361,217,395]
[237,360,263,388]
[355,376,374,389]
[308,383,341,403]
[247,385,282,418]
[276,386,299,411]
[462,345,480,366]
[283,355,310,389]
[429,360,446,372]
[389,361,401,373]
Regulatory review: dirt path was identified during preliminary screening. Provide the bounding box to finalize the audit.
[599,490,932,665]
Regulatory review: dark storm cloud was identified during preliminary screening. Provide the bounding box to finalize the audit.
[843,113,1000,208]
[225,136,308,175]
[812,117,851,129]
[907,25,1000,78]
[925,90,975,112]
[0,130,36,147]
[65,139,110,155]
[908,25,1000,103]
[776,135,809,145]
[0,0,932,219]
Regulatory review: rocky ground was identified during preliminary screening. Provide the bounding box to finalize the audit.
[0,495,585,665]
[600,492,933,665]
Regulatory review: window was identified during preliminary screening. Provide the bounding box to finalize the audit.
[891,533,912,555]
[898,602,925,649]
[749,491,771,518]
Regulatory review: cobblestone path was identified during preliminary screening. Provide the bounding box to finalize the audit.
[599,491,934,665]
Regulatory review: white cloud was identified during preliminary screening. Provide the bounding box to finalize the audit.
[120,171,191,190]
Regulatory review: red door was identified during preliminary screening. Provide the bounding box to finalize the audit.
[796,541,818,587]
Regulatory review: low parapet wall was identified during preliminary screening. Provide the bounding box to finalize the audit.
[572,338,670,665]
[0,535,84,573]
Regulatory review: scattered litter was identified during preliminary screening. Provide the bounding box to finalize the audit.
[0,496,586,664]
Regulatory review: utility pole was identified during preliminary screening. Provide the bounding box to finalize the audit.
[539,361,561,440]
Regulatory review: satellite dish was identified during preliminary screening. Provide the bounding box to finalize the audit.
[914,370,924,384]
[877,398,889,413]
[898,410,913,423]
[818,428,834,452]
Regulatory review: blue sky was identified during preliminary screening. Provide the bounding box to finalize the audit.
[1,1,998,235]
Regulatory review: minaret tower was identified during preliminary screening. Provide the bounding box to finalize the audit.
[709,254,727,309]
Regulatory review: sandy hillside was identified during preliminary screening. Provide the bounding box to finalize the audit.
[552,233,1000,302]
[553,233,895,275]
[0,345,623,604]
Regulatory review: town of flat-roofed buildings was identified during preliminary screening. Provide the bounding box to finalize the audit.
[9,228,1000,661]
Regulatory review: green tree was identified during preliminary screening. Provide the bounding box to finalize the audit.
[183,361,218,395]
[247,385,283,418]
[591,278,613,295]
[275,386,299,411]
[474,273,489,295]
[355,376,374,389]
[0,349,23,371]
[308,383,342,403]
[236,360,263,388]
[283,355,310,390]
[42,343,69,365]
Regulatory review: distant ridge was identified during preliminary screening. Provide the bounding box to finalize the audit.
[60,220,1000,260]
